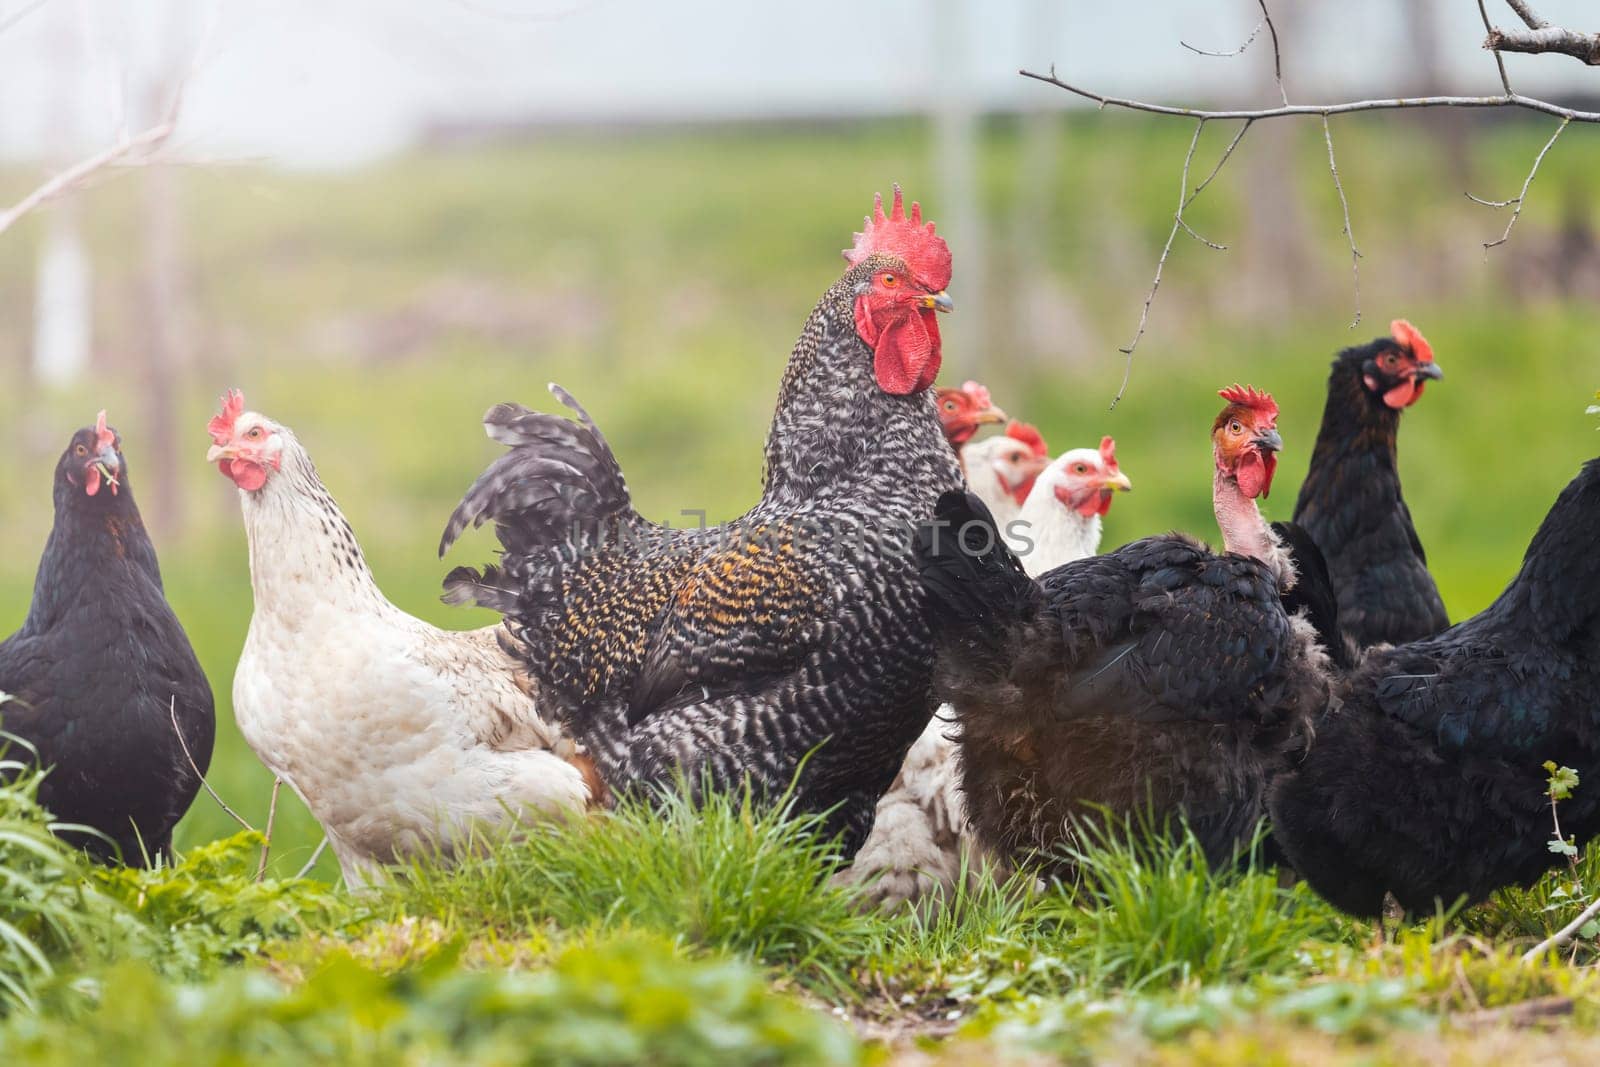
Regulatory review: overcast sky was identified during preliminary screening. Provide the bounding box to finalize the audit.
[1,0,1596,168]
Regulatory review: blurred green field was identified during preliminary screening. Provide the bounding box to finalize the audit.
[0,113,1596,876]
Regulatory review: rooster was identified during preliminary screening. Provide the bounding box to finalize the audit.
[0,413,214,865]
[1271,449,1600,917]
[961,420,1051,527]
[1292,320,1447,648]
[845,438,1132,907]
[207,391,593,888]
[440,187,963,851]
[919,387,1333,870]
[936,380,1006,450]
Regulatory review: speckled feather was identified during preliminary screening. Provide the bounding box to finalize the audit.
[443,255,964,851]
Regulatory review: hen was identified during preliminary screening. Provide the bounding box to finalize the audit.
[1271,450,1600,917]
[936,380,1006,450]
[0,413,214,864]
[440,187,964,851]
[1292,319,1447,648]
[960,420,1051,527]
[207,392,593,888]
[919,387,1332,870]
[845,438,1132,907]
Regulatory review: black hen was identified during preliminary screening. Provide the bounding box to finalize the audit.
[1271,455,1600,917]
[919,387,1333,870]
[1292,319,1447,648]
[0,414,214,864]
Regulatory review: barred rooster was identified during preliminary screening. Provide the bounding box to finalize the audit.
[919,387,1333,870]
[440,187,964,850]
[1272,448,1600,917]
[1293,320,1447,648]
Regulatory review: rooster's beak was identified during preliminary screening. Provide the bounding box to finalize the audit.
[206,444,235,463]
[1103,471,1133,492]
[920,291,955,313]
[1252,429,1284,454]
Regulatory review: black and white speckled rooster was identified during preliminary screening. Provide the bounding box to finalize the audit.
[439,187,964,851]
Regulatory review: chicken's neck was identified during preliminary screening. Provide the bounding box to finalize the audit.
[1214,470,1293,588]
[25,487,162,630]
[760,269,961,511]
[1009,492,1100,577]
[1295,360,1401,522]
[237,439,395,620]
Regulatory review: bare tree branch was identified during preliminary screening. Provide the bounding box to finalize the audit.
[1522,892,1600,963]
[1320,116,1361,328]
[1257,0,1288,106]
[1468,116,1570,253]
[1477,0,1514,94]
[170,697,255,834]
[1486,25,1600,66]
[1506,0,1550,31]
[1181,18,1263,58]
[1019,67,1600,124]
[0,119,178,237]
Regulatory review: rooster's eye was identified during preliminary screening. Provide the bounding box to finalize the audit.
[881,273,898,288]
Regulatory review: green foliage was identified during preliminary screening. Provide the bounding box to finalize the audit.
[0,753,125,1014]
[0,934,859,1067]
[1046,819,1344,990]
[386,780,874,987]
[91,832,355,978]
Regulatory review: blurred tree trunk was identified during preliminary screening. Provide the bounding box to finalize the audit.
[931,0,983,359]
[137,95,189,540]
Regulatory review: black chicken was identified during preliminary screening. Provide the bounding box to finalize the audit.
[0,414,214,864]
[918,387,1334,869]
[1292,319,1447,648]
[439,188,964,851]
[1270,454,1600,917]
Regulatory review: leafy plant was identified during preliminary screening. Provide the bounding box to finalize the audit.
[0,934,860,1066]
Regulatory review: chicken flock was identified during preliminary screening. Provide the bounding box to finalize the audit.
[3,186,1599,927]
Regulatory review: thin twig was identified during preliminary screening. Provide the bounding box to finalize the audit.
[1114,120,1205,410]
[1506,0,1549,31]
[255,777,282,882]
[1522,894,1600,962]
[170,698,255,833]
[1109,118,1251,410]
[1321,116,1361,328]
[294,837,330,880]
[1470,116,1570,253]
[1477,0,1514,94]
[1181,18,1263,58]
[1257,0,1288,106]
[0,121,176,237]
[1020,68,1600,124]
[1486,25,1600,66]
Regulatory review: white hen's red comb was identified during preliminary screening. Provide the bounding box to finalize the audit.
[209,389,245,445]
[1098,435,1119,470]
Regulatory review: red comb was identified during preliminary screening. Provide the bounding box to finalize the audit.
[843,184,952,291]
[208,389,245,445]
[1218,384,1279,422]
[94,410,114,453]
[1390,319,1433,363]
[1098,435,1118,470]
[1005,419,1049,459]
[960,380,992,408]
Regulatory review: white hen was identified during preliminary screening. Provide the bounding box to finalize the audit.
[207,390,593,888]
[845,437,1131,909]
[959,419,1050,528]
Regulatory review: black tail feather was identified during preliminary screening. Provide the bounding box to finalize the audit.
[916,491,1039,681]
[439,383,638,559]
[440,564,522,613]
